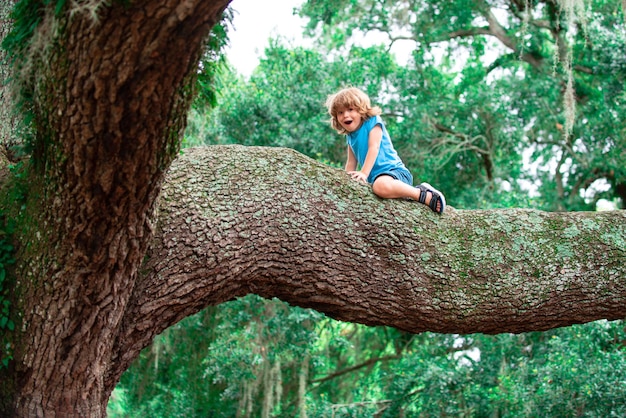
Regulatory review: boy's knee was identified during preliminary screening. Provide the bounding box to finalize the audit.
[372,177,392,197]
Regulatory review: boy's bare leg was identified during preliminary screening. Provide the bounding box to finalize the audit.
[372,175,442,212]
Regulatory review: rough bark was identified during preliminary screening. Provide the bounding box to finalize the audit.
[0,0,18,149]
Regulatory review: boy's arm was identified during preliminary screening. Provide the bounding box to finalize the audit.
[345,146,357,171]
[348,125,382,183]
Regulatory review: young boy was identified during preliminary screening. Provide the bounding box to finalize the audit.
[325,87,446,213]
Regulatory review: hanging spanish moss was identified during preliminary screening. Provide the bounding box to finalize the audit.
[518,0,531,59]
[68,0,109,22]
[298,355,309,418]
[563,59,576,140]
[557,0,589,29]
[555,0,588,139]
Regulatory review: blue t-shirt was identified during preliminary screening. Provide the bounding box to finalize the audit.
[346,115,406,184]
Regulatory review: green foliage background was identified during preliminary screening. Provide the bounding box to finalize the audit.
[0,211,15,368]
[110,0,626,416]
[0,161,26,370]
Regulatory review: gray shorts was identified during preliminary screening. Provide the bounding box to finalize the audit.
[374,167,413,186]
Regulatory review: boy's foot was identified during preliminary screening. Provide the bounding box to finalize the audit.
[416,183,446,214]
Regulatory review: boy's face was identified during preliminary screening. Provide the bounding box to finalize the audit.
[336,106,363,132]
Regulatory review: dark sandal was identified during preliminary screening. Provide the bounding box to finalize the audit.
[416,182,446,214]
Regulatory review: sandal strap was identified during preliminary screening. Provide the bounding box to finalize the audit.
[429,192,442,212]
[416,184,429,204]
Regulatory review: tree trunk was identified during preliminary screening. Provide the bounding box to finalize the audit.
[3,0,230,416]
[1,1,625,416]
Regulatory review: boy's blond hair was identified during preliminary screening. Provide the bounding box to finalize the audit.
[325,87,382,134]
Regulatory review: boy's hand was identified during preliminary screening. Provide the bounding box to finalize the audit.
[348,170,368,183]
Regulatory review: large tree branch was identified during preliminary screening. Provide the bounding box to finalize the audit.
[311,355,401,385]
[432,24,544,69]
[427,1,543,69]
[110,145,626,384]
